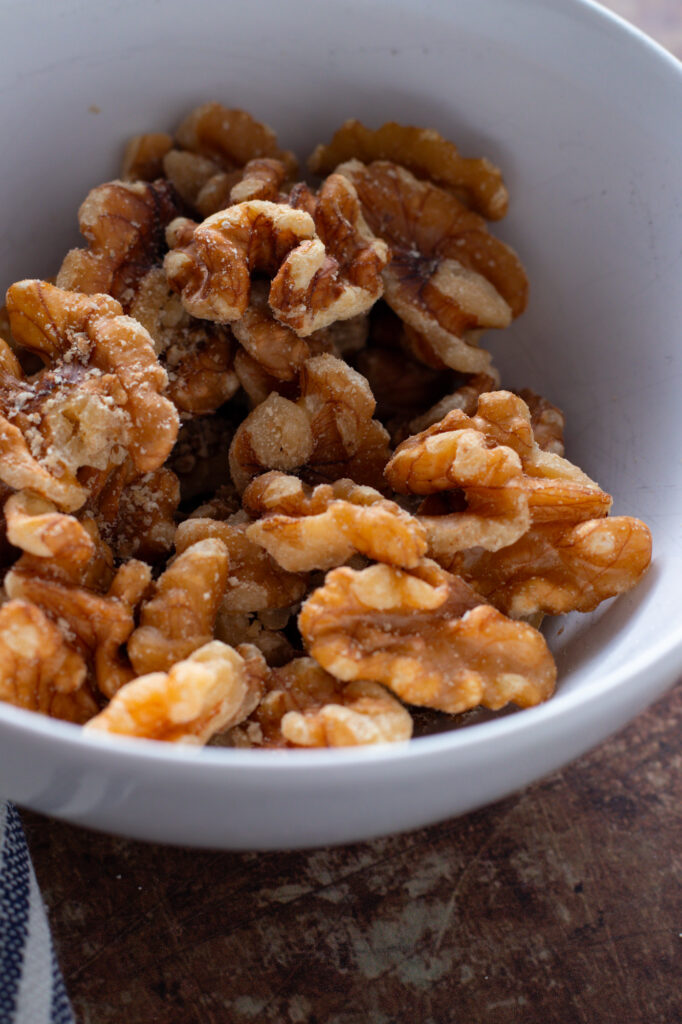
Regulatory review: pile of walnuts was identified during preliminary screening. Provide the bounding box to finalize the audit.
[0,106,652,748]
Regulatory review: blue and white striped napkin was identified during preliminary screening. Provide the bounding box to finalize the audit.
[0,803,73,1024]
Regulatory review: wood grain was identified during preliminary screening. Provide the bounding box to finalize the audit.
[22,4,682,1023]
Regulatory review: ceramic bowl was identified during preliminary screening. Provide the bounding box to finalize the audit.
[0,0,680,848]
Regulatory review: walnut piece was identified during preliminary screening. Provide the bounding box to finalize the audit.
[4,491,95,564]
[122,132,173,181]
[89,464,180,563]
[447,517,652,616]
[5,553,151,700]
[214,610,297,667]
[165,183,388,336]
[243,471,426,571]
[309,119,509,220]
[337,160,528,373]
[299,560,557,715]
[56,180,179,306]
[2,282,179,510]
[387,391,610,554]
[175,513,307,612]
[84,640,266,743]
[129,267,239,416]
[174,102,298,178]
[229,354,390,492]
[231,657,412,748]
[127,537,230,675]
[271,173,389,334]
[0,600,97,723]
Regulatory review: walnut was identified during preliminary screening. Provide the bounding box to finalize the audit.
[4,491,95,565]
[308,119,509,220]
[56,180,180,306]
[122,133,173,181]
[214,609,297,668]
[129,267,239,416]
[175,512,307,612]
[97,466,180,563]
[231,657,412,748]
[446,517,652,617]
[407,371,501,435]
[0,600,97,723]
[228,354,390,492]
[5,554,151,700]
[164,201,317,322]
[168,414,237,504]
[163,149,225,208]
[516,388,565,456]
[336,160,528,373]
[174,102,298,178]
[387,391,610,554]
[299,560,557,715]
[243,472,426,571]
[165,185,388,337]
[2,282,179,511]
[228,157,289,205]
[84,640,266,744]
[271,173,389,334]
[231,280,320,383]
[127,537,230,675]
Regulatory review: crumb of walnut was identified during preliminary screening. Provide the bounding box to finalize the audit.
[175,511,307,612]
[2,282,179,511]
[299,559,556,715]
[231,657,412,748]
[308,119,509,220]
[336,160,528,373]
[56,180,179,306]
[127,537,230,675]
[446,517,652,617]
[243,471,426,571]
[387,390,610,555]
[0,600,98,723]
[84,640,266,744]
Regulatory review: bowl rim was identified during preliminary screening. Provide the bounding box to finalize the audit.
[1,0,681,775]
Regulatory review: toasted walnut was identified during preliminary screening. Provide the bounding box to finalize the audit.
[174,102,298,177]
[229,157,289,205]
[408,371,501,435]
[231,657,412,748]
[309,119,508,220]
[214,609,297,667]
[168,414,237,504]
[299,560,556,715]
[104,467,180,562]
[231,280,318,382]
[85,640,266,743]
[129,267,239,416]
[5,555,151,700]
[337,160,528,373]
[229,355,390,492]
[56,180,179,306]
[122,133,173,181]
[516,388,565,456]
[2,282,179,510]
[447,517,652,617]
[387,391,610,554]
[4,491,95,565]
[0,600,97,723]
[175,512,307,612]
[270,173,389,334]
[243,472,426,571]
[127,537,230,675]
[164,201,317,322]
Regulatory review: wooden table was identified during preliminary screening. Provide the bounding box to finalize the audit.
[22,4,682,1022]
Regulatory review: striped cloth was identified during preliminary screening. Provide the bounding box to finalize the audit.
[0,803,73,1024]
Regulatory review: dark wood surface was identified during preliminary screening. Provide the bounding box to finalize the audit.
[22,3,682,1022]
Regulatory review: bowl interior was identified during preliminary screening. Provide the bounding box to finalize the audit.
[1,0,681,730]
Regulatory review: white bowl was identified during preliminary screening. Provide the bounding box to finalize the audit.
[0,0,680,849]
